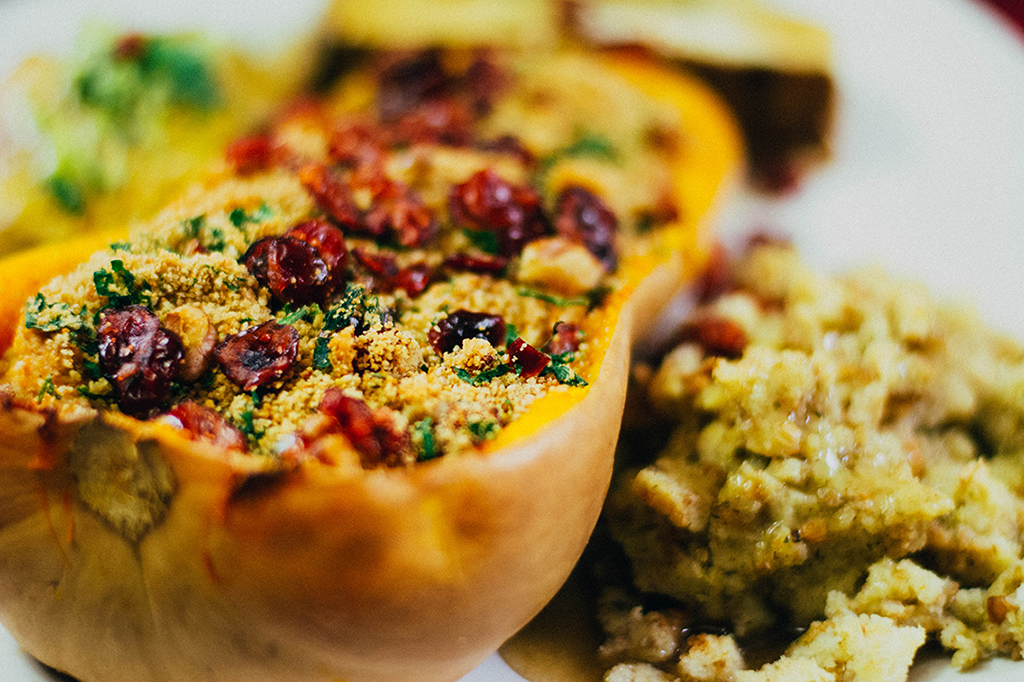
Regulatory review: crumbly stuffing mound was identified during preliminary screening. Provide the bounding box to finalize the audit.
[594,239,1024,680]
[1,47,681,465]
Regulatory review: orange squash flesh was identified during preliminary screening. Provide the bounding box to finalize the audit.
[0,56,742,682]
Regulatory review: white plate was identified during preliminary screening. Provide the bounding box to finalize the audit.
[1,0,1023,680]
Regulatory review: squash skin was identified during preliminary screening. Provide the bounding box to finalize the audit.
[0,57,742,682]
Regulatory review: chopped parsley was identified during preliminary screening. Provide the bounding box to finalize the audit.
[516,287,590,308]
[47,175,86,214]
[323,283,388,332]
[93,259,149,308]
[413,418,439,461]
[278,304,317,325]
[468,419,499,443]
[229,203,272,229]
[24,295,88,332]
[462,228,500,256]
[37,376,59,402]
[313,336,333,372]
[454,364,513,386]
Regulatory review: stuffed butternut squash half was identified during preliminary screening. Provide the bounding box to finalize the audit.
[0,47,741,682]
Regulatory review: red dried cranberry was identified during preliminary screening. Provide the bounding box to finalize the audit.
[350,249,432,296]
[390,191,437,247]
[286,219,349,286]
[167,401,247,450]
[677,317,747,359]
[694,242,734,304]
[215,321,299,391]
[477,135,535,167]
[97,305,183,418]
[242,236,332,306]
[442,252,509,276]
[543,321,582,356]
[391,98,474,147]
[463,50,507,116]
[318,389,410,468]
[449,169,547,256]
[508,337,550,378]
[554,185,618,271]
[298,163,361,229]
[376,49,448,123]
[226,134,278,175]
[429,310,506,354]
[352,248,399,280]
[328,123,384,171]
[390,263,433,297]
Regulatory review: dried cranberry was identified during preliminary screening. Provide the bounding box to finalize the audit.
[361,180,437,248]
[449,169,547,256]
[298,163,361,229]
[676,317,747,359]
[286,219,349,286]
[508,338,550,378]
[97,305,183,418]
[376,49,448,122]
[477,135,536,167]
[318,389,410,468]
[352,248,399,281]
[389,191,437,247]
[554,185,618,271]
[694,242,734,304]
[390,263,433,297]
[226,134,278,175]
[215,321,299,391]
[328,123,384,171]
[242,236,332,306]
[543,321,582,356]
[167,401,247,450]
[351,249,431,296]
[441,252,509,276]
[392,98,474,147]
[429,310,506,354]
[463,50,506,115]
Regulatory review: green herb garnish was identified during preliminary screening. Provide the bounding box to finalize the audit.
[93,259,149,308]
[413,418,439,461]
[468,419,499,443]
[516,287,589,308]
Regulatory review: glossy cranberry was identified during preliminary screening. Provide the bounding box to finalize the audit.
[215,321,299,391]
[543,321,583,356]
[441,252,509,276]
[508,338,550,378]
[298,163,361,229]
[352,248,399,280]
[226,134,278,175]
[449,169,547,256]
[242,236,331,306]
[554,185,618,271]
[286,219,349,286]
[328,123,384,171]
[392,98,474,147]
[318,388,410,468]
[167,401,247,450]
[97,305,183,418]
[389,190,437,247]
[390,263,433,297]
[428,310,506,354]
